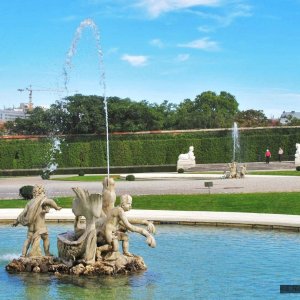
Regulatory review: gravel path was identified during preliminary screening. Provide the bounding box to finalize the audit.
[1,172,300,199]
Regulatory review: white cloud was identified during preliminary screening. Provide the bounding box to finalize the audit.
[60,15,79,22]
[150,39,164,48]
[107,47,119,55]
[197,25,214,32]
[178,37,219,51]
[121,54,148,66]
[192,3,252,28]
[137,0,220,17]
[177,54,190,61]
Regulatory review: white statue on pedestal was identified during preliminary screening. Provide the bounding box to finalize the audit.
[295,143,300,167]
[177,146,196,171]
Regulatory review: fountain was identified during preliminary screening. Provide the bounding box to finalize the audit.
[232,122,240,162]
[42,135,63,179]
[6,19,156,276]
[226,123,246,178]
[63,18,110,177]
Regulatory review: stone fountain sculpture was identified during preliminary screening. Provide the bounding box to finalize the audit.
[7,179,156,276]
[226,162,246,179]
[177,146,196,171]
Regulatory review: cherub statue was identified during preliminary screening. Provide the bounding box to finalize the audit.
[102,177,116,216]
[240,164,247,178]
[228,161,238,178]
[13,185,62,257]
[96,194,156,260]
[100,177,155,235]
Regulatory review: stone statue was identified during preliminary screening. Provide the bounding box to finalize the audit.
[240,164,247,178]
[56,179,156,274]
[295,143,300,168]
[228,162,238,178]
[96,194,156,260]
[7,181,156,276]
[12,185,62,257]
[177,146,196,171]
[102,177,116,216]
[58,188,102,265]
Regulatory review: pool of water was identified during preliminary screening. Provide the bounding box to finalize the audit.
[1,224,300,299]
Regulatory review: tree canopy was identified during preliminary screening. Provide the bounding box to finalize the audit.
[4,91,270,135]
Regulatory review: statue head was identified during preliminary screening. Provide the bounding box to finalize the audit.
[33,185,45,198]
[120,194,132,212]
[189,146,194,152]
[102,177,115,190]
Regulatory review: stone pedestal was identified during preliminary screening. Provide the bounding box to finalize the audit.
[177,159,196,171]
[295,157,300,168]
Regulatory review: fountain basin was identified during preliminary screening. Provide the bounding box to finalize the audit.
[1,224,300,298]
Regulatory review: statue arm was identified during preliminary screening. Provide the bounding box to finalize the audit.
[119,212,156,247]
[127,218,156,234]
[12,220,19,227]
[43,199,62,210]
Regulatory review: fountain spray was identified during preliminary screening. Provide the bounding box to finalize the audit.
[63,19,110,178]
[232,122,240,162]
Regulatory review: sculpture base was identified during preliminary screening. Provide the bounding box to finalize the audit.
[177,159,196,171]
[295,158,300,168]
[5,254,147,276]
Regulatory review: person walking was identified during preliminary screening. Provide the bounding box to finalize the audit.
[278,147,284,162]
[265,149,271,164]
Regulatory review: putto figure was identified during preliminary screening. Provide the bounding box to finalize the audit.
[13,185,62,257]
[96,194,156,260]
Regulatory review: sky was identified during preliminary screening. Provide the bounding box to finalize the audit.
[1,0,300,118]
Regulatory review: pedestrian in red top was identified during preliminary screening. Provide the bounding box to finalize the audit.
[265,149,271,164]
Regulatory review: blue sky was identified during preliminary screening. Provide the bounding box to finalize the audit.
[1,0,300,118]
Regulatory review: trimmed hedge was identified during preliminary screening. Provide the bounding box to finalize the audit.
[1,127,299,170]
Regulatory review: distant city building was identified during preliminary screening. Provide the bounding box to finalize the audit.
[279,111,300,124]
[0,103,29,124]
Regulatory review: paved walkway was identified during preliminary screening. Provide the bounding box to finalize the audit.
[1,161,299,230]
[2,209,300,231]
[1,173,300,199]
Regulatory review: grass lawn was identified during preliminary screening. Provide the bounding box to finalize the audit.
[52,175,120,182]
[248,170,300,176]
[2,192,300,215]
[50,171,300,182]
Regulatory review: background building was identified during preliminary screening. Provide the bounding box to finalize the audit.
[0,103,28,124]
[279,111,300,124]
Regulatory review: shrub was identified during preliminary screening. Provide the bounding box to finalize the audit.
[177,168,184,173]
[296,166,300,171]
[41,170,50,180]
[126,174,135,181]
[19,185,34,200]
[78,170,85,176]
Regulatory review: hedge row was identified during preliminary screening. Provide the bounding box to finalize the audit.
[0,127,299,170]
[0,165,176,176]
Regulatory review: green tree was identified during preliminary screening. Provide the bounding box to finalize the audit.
[175,91,239,129]
[235,109,268,127]
[5,107,53,135]
[50,94,105,134]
